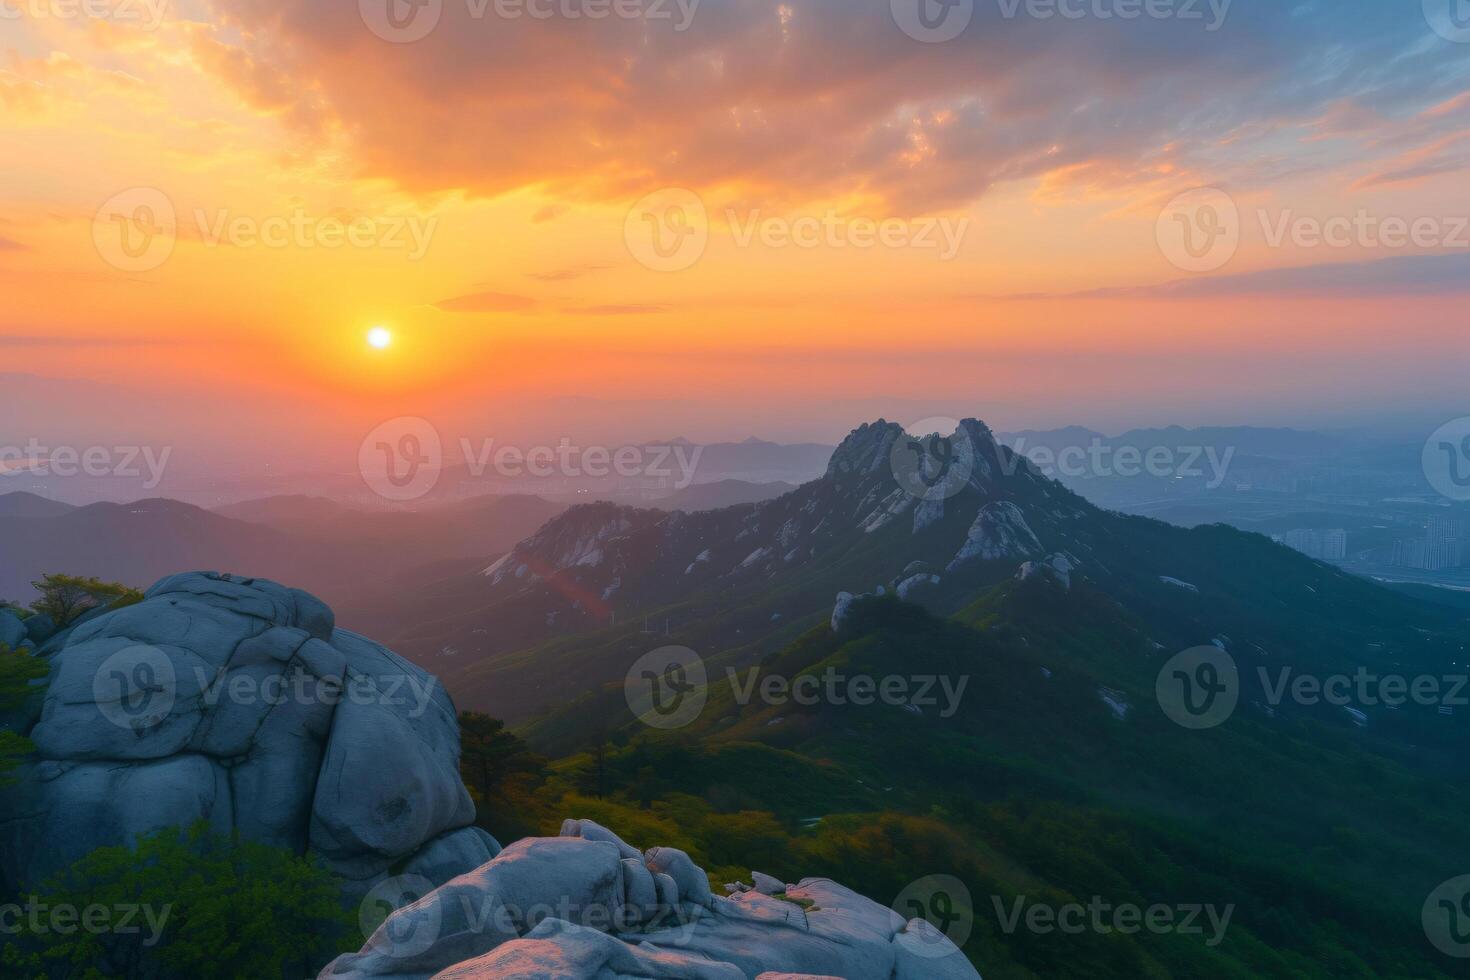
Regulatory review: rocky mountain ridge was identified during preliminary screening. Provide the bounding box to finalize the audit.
[480,419,1065,601]
[400,419,1087,682]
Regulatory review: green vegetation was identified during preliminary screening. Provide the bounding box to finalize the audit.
[0,643,47,783]
[29,574,144,628]
[458,711,549,844]
[487,586,1469,979]
[1,823,354,980]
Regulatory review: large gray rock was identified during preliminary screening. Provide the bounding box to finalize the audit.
[0,572,492,895]
[402,828,504,888]
[24,612,57,646]
[0,610,27,651]
[322,819,981,980]
[2,755,233,887]
[433,919,745,979]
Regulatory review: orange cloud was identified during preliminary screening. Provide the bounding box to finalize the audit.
[434,292,537,313]
[189,0,1470,225]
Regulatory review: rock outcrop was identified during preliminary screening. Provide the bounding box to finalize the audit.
[323,818,980,980]
[1017,553,1076,590]
[0,572,496,895]
[947,501,1042,570]
[0,609,28,650]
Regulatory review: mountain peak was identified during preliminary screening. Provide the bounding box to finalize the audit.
[824,418,1004,485]
[0,491,75,519]
[956,417,1000,450]
[824,420,906,480]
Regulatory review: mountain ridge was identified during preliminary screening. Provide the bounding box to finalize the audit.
[367,417,1467,737]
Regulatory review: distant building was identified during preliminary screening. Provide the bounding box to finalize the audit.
[1392,537,1428,569]
[1277,528,1348,561]
[1426,515,1466,570]
[1392,516,1468,571]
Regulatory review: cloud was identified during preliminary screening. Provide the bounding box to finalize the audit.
[433,291,537,313]
[203,0,1470,214]
[999,253,1470,300]
[0,237,27,252]
[0,335,181,347]
[532,204,570,223]
[0,51,147,114]
[1352,133,1470,190]
[529,264,610,282]
[563,304,669,316]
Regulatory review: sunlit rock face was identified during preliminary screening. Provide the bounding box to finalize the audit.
[0,572,496,896]
[322,818,982,980]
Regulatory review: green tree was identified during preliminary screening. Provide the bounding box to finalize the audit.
[2,822,353,980]
[459,712,548,844]
[29,574,143,628]
[0,643,47,783]
[459,712,546,801]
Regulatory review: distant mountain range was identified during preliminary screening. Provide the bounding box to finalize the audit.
[0,422,1375,508]
[655,437,834,484]
[212,494,364,526]
[0,478,804,611]
[0,491,75,519]
[0,492,565,609]
[647,479,798,512]
[398,438,831,507]
[997,424,1344,460]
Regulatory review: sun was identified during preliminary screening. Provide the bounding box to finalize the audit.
[367,327,392,350]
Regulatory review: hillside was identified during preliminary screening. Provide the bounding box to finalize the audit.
[506,590,1467,977]
[0,491,75,519]
[0,494,564,611]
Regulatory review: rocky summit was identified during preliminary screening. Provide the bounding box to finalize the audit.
[0,572,497,896]
[323,818,980,980]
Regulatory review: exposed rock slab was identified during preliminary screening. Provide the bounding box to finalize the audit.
[323,819,981,980]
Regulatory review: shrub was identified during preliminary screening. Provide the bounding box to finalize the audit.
[2,823,355,980]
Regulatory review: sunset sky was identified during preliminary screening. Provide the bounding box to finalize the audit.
[2,0,1468,460]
